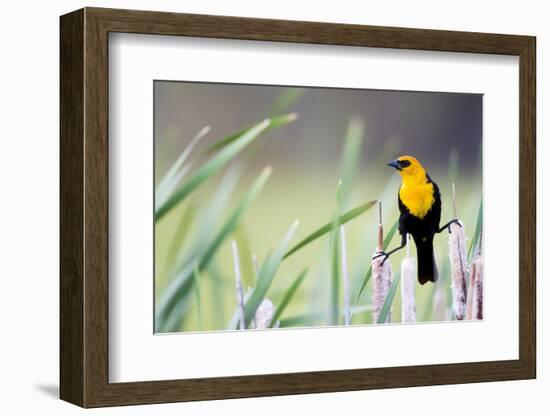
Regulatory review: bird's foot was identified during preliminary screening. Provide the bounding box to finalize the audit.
[441,218,462,234]
[372,251,389,265]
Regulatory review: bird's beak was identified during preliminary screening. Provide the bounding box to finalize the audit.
[386,159,401,170]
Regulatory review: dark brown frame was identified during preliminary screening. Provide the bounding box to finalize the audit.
[60,7,536,408]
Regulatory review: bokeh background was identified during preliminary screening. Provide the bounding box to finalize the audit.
[154,80,482,332]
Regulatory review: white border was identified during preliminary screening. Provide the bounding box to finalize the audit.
[109,33,519,383]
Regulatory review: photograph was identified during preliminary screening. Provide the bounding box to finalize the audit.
[153,81,484,334]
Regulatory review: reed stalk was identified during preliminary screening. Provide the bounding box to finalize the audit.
[340,226,351,325]
[448,183,468,320]
[400,235,416,323]
[372,201,393,323]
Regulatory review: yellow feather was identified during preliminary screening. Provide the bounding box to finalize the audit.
[399,178,435,219]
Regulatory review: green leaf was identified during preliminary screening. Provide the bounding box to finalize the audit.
[228,220,300,330]
[269,268,308,327]
[376,272,401,324]
[283,200,377,260]
[155,119,273,221]
[279,305,371,327]
[156,126,210,205]
[201,113,298,157]
[339,117,364,207]
[187,166,242,263]
[353,219,399,304]
[468,199,483,261]
[232,225,255,289]
[269,89,304,117]
[159,203,197,280]
[328,181,343,325]
[192,262,202,330]
[155,167,272,332]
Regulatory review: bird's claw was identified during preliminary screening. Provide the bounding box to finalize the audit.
[372,251,389,265]
[448,218,462,233]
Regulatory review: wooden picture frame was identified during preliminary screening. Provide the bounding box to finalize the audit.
[60,7,536,408]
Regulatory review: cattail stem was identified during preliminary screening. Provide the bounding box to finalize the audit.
[372,201,392,323]
[432,286,448,321]
[377,200,384,252]
[231,241,246,330]
[448,184,467,320]
[452,182,457,218]
[340,226,351,325]
[401,235,416,323]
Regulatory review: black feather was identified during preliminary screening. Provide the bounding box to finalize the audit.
[397,174,441,284]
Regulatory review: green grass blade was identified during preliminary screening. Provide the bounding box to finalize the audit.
[279,313,324,327]
[155,119,272,221]
[339,117,364,207]
[279,305,371,328]
[192,262,202,330]
[283,200,377,260]
[468,199,483,261]
[159,203,197,280]
[269,268,308,327]
[328,181,343,325]
[228,220,300,330]
[156,126,211,204]
[376,272,401,324]
[188,165,242,261]
[158,292,192,333]
[155,167,272,332]
[232,224,255,289]
[269,89,304,117]
[447,148,459,185]
[354,219,399,305]
[201,113,298,156]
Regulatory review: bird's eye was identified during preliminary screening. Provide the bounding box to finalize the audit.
[399,160,411,168]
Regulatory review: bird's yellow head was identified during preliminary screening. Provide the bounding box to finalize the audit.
[386,155,426,178]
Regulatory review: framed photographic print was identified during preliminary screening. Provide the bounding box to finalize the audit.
[60,7,536,408]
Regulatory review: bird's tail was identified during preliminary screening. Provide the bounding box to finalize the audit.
[415,235,438,285]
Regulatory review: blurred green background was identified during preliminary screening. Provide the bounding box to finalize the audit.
[154,81,482,333]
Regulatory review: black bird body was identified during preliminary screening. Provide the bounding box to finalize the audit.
[397,174,441,284]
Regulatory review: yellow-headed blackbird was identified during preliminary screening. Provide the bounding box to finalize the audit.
[375,155,460,284]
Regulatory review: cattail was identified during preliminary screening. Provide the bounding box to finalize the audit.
[432,286,448,322]
[400,235,416,323]
[470,235,484,320]
[448,183,468,320]
[254,298,276,329]
[340,225,351,325]
[471,254,483,319]
[372,201,393,323]
[231,241,246,329]
[465,246,477,320]
[466,234,484,320]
